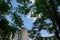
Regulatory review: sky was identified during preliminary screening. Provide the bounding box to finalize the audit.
[6,0,55,37]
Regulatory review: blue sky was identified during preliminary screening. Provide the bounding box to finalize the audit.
[21,15,33,30]
[6,0,55,37]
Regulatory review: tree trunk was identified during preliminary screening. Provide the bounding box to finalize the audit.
[52,21,60,40]
[49,0,60,40]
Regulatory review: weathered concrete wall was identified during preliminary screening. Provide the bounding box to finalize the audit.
[9,27,57,40]
[21,28,29,40]
[9,27,29,40]
[10,31,20,40]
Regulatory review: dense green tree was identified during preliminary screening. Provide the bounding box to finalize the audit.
[0,0,32,40]
[29,0,60,40]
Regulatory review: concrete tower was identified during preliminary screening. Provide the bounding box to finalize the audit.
[21,27,29,40]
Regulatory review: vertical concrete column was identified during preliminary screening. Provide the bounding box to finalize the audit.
[32,37,36,40]
[21,28,29,40]
[47,38,49,40]
[43,38,45,40]
[51,38,53,40]
[32,38,34,40]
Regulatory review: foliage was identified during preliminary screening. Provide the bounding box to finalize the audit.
[0,0,11,15]
[16,0,32,15]
[12,12,23,27]
[0,0,32,40]
[29,0,60,40]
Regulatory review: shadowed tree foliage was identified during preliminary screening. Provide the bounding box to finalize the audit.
[12,12,23,27]
[29,0,60,40]
[16,0,32,15]
[0,0,32,40]
[0,0,11,15]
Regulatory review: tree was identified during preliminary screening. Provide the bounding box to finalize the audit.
[0,0,32,40]
[29,0,60,40]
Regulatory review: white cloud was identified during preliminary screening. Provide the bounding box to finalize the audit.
[26,11,36,22]
[27,11,43,22]
[42,34,54,37]
[27,15,36,22]
[30,0,35,4]
[48,34,54,36]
